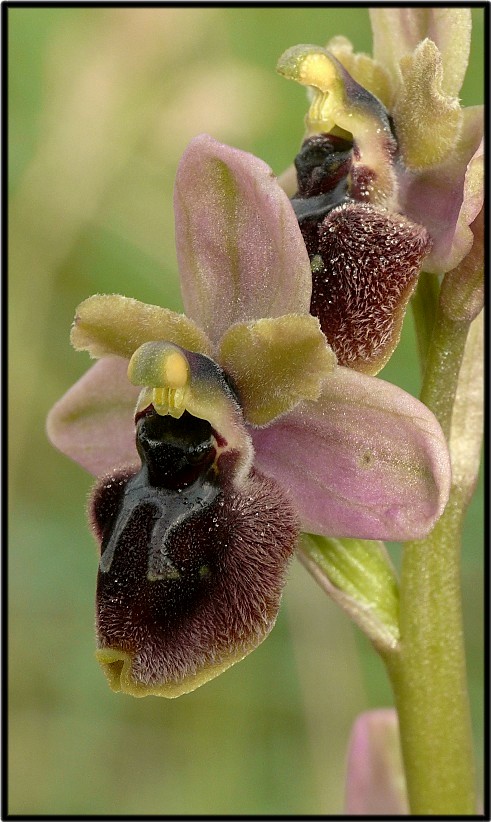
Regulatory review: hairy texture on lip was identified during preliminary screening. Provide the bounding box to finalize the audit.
[309,202,431,374]
[91,467,298,694]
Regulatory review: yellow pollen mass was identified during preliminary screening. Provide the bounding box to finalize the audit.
[128,342,191,418]
[300,53,336,92]
[161,350,189,389]
[128,341,190,390]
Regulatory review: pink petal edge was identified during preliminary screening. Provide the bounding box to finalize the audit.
[46,357,139,476]
[251,366,451,542]
[398,106,484,275]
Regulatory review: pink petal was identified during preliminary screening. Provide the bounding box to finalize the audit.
[174,134,312,344]
[344,709,409,814]
[398,106,483,274]
[251,367,450,541]
[46,357,139,476]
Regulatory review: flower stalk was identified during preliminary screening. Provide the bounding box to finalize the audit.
[385,488,476,814]
[411,271,440,372]
[418,297,471,439]
[382,293,481,813]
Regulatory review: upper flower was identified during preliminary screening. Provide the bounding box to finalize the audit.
[276,7,483,364]
[279,7,484,274]
[367,7,484,284]
[47,134,450,698]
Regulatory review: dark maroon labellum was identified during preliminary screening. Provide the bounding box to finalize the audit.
[289,129,430,372]
[89,407,298,689]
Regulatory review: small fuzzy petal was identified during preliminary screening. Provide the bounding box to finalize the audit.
[370,8,471,96]
[46,357,139,476]
[398,105,483,274]
[393,39,462,170]
[424,9,472,97]
[251,366,450,541]
[345,709,409,814]
[326,35,394,108]
[71,294,213,360]
[309,202,431,374]
[174,134,312,343]
[218,314,336,426]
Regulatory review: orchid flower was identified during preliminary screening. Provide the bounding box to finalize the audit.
[276,7,484,370]
[47,133,450,699]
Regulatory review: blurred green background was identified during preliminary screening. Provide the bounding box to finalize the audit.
[8,6,484,815]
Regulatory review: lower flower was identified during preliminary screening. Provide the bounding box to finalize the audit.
[89,346,298,697]
[47,133,452,698]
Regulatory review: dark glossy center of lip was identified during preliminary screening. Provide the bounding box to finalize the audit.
[136,409,216,489]
[290,133,353,223]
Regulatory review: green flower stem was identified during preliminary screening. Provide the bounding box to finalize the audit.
[385,488,476,814]
[383,302,477,813]
[411,272,440,372]
[418,305,469,439]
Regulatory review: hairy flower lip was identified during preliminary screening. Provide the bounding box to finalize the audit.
[92,461,299,696]
[294,192,432,374]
